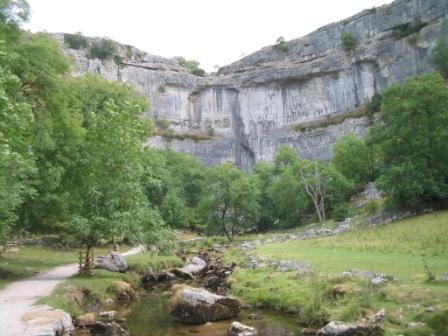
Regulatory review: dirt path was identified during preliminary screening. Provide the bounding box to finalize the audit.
[0,245,144,335]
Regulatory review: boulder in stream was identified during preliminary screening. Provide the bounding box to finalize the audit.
[317,321,384,336]
[95,252,128,272]
[172,256,207,279]
[22,305,75,336]
[228,321,257,336]
[170,285,240,324]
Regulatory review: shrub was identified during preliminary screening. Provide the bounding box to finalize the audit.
[113,55,123,65]
[366,93,382,114]
[64,32,88,50]
[341,32,357,53]
[174,56,206,77]
[88,38,117,60]
[206,125,215,137]
[331,203,350,221]
[125,45,133,59]
[363,200,379,216]
[391,19,427,40]
[274,36,288,52]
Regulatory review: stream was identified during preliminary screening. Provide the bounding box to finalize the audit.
[114,289,298,336]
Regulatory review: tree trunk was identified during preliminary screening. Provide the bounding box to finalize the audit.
[84,244,93,274]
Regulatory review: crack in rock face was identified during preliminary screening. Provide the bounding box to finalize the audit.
[57,0,448,170]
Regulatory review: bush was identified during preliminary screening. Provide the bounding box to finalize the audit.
[174,56,206,77]
[391,19,427,40]
[64,32,88,50]
[88,38,117,60]
[113,55,123,65]
[331,203,350,221]
[366,93,382,114]
[274,36,288,52]
[341,32,357,53]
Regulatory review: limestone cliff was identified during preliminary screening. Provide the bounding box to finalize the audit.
[58,0,448,170]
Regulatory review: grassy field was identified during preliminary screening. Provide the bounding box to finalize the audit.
[258,211,448,281]
[0,245,130,289]
[227,211,448,335]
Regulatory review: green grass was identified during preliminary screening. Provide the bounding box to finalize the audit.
[0,245,130,289]
[39,270,140,316]
[126,252,182,273]
[227,212,448,333]
[257,212,448,281]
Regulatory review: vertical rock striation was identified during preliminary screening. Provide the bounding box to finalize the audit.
[59,0,448,170]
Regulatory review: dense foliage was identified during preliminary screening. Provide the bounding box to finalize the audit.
[369,73,448,209]
[1,0,447,248]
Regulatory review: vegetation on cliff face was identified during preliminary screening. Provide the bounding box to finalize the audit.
[174,56,206,76]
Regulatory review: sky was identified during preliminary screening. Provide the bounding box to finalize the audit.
[25,0,394,72]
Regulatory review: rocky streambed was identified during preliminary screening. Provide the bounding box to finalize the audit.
[72,245,299,336]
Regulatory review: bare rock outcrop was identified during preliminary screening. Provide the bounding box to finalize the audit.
[58,0,448,170]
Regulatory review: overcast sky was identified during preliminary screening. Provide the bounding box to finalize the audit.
[25,0,394,72]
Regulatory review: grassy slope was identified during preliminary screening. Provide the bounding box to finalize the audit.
[258,211,448,281]
[228,212,448,335]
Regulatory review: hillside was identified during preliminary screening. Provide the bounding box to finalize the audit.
[228,212,448,335]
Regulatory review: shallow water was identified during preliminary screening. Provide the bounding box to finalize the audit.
[120,290,299,336]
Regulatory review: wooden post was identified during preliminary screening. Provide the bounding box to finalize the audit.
[78,249,95,275]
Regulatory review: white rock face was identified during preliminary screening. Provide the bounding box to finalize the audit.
[58,0,448,170]
[21,305,74,336]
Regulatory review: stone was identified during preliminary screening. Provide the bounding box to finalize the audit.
[438,272,448,281]
[113,281,135,300]
[228,321,257,336]
[275,260,311,273]
[76,312,95,327]
[158,270,176,281]
[170,285,240,324]
[141,266,157,283]
[317,321,384,336]
[406,322,426,329]
[248,313,264,320]
[91,321,129,336]
[98,311,118,321]
[302,328,318,336]
[371,309,385,324]
[95,252,128,272]
[22,305,75,336]
[172,256,207,279]
[342,270,393,285]
[104,298,114,305]
[424,306,436,313]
